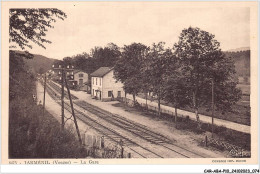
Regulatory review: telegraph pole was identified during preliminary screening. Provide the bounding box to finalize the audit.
[61,66,65,130]
[43,73,47,117]
[64,76,82,145]
[211,78,214,138]
[54,62,81,144]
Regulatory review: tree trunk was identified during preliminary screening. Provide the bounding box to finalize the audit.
[193,91,199,121]
[193,91,201,128]
[158,93,161,117]
[125,92,127,104]
[145,92,148,110]
[195,108,201,129]
[195,108,199,122]
[133,93,136,105]
[175,107,177,123]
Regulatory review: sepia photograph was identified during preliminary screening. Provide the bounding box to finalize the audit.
[1,1,259,169]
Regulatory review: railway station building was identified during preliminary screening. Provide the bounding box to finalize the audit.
[51,64,77,88]
[91,67,125,101]
[51,64,74,82]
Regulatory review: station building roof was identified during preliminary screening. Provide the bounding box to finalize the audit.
[90,67,113,77]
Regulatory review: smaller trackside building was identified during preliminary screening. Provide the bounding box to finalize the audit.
[74,70,91,92]
[91,67,125,101]
[74,70,89,86]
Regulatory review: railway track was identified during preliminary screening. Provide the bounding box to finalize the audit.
[40,80,61,100]
[48,80,78,100]
[43,80,205,158]
[75,100,174,144]
[42,80,163,158]
[74,100,205,158]
[62,101,164,158]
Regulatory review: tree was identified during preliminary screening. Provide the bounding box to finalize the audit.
[72,53,97,74]
[210,55,242,112]
[70,43,121,74]
[63,57,73,66]
[91,43,121,68]
[163,57,190,124]
[174,27,241,126]
[140,54,152,109]
[9,8,66,57]
[114,43,149,103]
[145,42,173,116]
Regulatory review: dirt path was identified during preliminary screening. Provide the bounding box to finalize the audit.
[125,94,250,134]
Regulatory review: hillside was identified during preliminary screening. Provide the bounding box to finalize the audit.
[226,47,250,52]
[14,49,250,80]
[224,50,250,78]
[23,54,56,74]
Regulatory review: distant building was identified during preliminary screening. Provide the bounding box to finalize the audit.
[74,70,90,92]
[51,64,76,88]
[91,67,124,101]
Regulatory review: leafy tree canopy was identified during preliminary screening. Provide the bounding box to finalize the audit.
[114,43,148,83]
[114,43,149,100]
[9,8,67,56]
[174,27,241,114]
[90,43,121,68]
[145,42,173,95]
[69,43,120,74]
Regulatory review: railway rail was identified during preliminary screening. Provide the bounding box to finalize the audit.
[75,100,173,144]
[48,80,78,100]
[42,79,205,158]
[62,102,164,158]
[74,100,204,158]
[42,80,163,158]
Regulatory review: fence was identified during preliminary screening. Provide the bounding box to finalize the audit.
[203,136,251,158]
[82,133,131,158]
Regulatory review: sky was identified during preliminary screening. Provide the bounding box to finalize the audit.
[14,2,250,60]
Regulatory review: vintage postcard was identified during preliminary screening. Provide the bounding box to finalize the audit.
[1,1,259,170]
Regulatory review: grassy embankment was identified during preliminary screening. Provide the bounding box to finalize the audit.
[9,52,86,158]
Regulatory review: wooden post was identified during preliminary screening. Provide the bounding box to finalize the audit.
[205,135,208,147]
[101,136,104,148]
[121,147,124,158]
[211,78,214,138]
[61,68,65,130]
[64,76,82,145]
[128,153,131,158]
[43,73,46,117]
